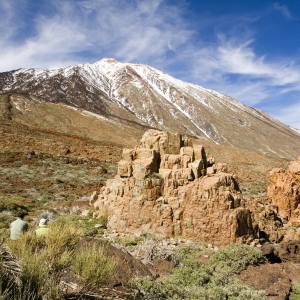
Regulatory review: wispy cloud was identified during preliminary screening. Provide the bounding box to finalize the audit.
[0,0,192,70]
[273,2,292,19]
[182,35,300,106]
[268,101,300,130]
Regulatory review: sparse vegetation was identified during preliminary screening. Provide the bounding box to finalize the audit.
[291,282,300,300]
[209,244,266,275]
[130,243,266,300]
[0,97,297,299]
[72,243,116,291]
[0,150,117,235]
[1,222,116,299]
[51,214,108,237]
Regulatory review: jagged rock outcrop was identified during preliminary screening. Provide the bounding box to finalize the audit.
[93,129,254,246]
[267,156,300,225]
[244,196,285,244]
[241,155,300,244]
[261,240,300,263]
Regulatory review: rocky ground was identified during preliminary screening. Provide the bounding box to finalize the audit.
[1,98,300,299]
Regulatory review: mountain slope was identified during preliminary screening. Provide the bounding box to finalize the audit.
[0,93,291,200]
[1,58,300,160]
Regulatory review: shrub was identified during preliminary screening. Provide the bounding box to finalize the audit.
[6,223,84,299]
[130,243,266,300]
[52,214,107,237]
[0,241,41,300]
[0,198,28,215]
[0,213,15,230]
[44,221,84,274]
[290,282,300,300]
[7,231,45,259]
[208,244,266,275]
[72,243,116,291]
[18,249,48,297]
[173,241,212,266]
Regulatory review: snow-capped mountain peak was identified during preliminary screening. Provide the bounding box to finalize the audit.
[1,58,300,159]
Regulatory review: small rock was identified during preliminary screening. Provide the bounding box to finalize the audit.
[95,224,105,228]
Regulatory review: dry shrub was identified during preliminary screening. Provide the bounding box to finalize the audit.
[72,243,116,291]
[5,223,84,299]
[44,222,84,274]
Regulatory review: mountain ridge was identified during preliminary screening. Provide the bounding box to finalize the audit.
[1,58,300,160]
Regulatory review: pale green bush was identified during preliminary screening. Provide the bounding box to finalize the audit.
[130,243,266,300]
[290,282,300,300]
[209,244,266,275]
[72,243,116,290]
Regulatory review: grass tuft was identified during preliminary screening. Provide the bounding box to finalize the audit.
[72,243,116,291]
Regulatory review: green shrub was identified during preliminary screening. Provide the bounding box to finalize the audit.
[6,223,84,299]
[7,231,45,260]
[290,282,300,300]
[173,241,212,266]
[72,243,116,291]
[45,221,84,274]
[0,198,28,215]
[18,249,48,297]
[208,244,266,275]
[0,213,15,229]
[52,214,107,237]
[113,235,146,247]
[0,241,41,300]
[131,274,265,300]
[130,243,266,300]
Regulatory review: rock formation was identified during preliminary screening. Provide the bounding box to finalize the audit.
[244,196,286,244]
[267,156,300,226]
[93,130,254,246]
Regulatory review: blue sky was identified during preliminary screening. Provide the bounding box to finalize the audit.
[1,0,300,129]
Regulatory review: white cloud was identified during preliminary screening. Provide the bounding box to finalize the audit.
[273,2,292,19]
[185,36,300,109]
[269,102,300,130]
[0,0,23,46]
[0,0,192,71]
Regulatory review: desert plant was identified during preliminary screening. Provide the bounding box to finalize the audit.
[0,213,15,234]
[173,241,212,266]
[7,231,45,260]
[290,282,300,300]
[130,243,266,300]
[44,221,84,274]
[18,249,48,297]
[6,222,84,299]
[0,242,42,300]
[52,214,107,237]
[0,198,28,215]
[72,243,116,291]
[208,244,266,275]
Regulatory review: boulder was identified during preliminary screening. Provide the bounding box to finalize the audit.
[237,263,293,300]
[288,156,300,174]
[139,130,182,155]
[278,240,300,263]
